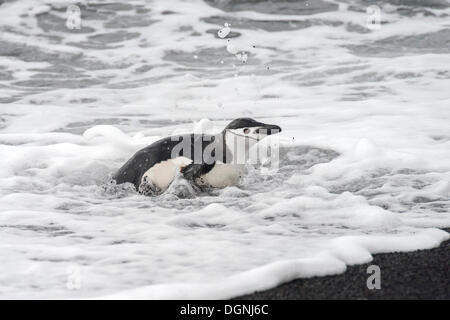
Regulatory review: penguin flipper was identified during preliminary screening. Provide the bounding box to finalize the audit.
[181,162,215,181]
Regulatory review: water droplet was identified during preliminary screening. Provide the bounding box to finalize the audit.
[240,52,248,63]
[218,23,231,38]
[226,39,239,55]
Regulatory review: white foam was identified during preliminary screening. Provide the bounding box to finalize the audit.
[100,229,448,299]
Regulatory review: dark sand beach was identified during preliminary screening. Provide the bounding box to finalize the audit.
[237,229,450,300]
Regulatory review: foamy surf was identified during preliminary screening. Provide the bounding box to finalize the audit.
[0,0,449,299]
[99,228,448,300]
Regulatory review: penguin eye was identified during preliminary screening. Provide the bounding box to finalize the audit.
[243,128,250,134]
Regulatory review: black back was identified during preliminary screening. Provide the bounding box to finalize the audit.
[113,133,227,189]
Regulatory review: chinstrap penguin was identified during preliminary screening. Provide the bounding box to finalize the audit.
[112,118,281,195]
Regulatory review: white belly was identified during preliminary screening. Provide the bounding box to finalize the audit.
[196,163,243,188]
[141,158,242,191]
[141,157,192,191]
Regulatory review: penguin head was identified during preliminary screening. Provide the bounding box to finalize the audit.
[223,117,281,143]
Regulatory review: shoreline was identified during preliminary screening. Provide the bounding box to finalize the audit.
[236,229,450,300]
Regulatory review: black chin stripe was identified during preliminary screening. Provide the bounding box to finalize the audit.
[229,131,258,141]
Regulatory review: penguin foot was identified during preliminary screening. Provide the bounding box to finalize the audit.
[138,176,162,196]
